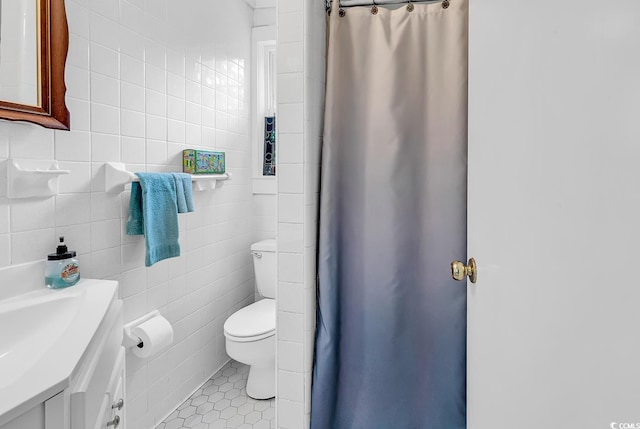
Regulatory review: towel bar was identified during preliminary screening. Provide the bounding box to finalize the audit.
[102,162,232,193]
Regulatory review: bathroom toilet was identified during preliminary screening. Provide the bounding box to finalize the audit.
[224,238,276,399]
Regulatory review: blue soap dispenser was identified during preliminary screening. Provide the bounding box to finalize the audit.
[45,236,80,289]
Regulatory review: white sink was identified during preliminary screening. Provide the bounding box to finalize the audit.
[0,289,85,389]
[0,273,118,425]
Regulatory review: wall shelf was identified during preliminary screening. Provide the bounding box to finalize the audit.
[102,162,232,193]
[4,159,70,198]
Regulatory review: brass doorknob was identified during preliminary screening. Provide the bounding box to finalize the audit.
[451,258,477,283]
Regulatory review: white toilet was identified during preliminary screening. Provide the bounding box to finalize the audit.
[224,238,276,399]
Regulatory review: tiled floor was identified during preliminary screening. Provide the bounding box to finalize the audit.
[156,360,275,429]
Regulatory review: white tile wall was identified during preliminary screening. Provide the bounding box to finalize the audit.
[276,0,325,427]
[253,193,277,243]
[0,0,255,428]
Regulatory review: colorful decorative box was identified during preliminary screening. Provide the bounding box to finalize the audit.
[183,150,225,174]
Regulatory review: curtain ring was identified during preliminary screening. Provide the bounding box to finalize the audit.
[337,0,345,17]
[407,0,414,12]
[442,0,450,9]
[371,0,378,15]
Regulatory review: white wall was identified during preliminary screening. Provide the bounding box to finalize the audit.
[0,0,254,427]
[253,193,277,243]
[254,6,277,27]
[276,0,325,427]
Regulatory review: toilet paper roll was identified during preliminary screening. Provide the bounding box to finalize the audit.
[131,314,174,358]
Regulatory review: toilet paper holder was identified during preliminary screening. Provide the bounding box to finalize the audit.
[123,310,162,349]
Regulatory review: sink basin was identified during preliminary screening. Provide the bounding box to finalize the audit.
[0,278,118,425]
[0,289,85,389]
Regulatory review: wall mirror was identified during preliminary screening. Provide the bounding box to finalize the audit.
[0,0,69,130]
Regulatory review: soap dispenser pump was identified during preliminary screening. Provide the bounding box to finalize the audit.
[45,236,80,289]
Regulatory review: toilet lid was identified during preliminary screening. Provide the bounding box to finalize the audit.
[224,299,275,339]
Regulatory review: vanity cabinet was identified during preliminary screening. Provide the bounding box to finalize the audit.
[70,297,125,429]
[0,296,125,429]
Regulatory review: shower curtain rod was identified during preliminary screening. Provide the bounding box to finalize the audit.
[325,0,440,11]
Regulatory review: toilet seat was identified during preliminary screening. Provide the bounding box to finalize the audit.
[224,299,275,342]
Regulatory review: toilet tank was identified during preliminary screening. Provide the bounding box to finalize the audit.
[251,239,277,299]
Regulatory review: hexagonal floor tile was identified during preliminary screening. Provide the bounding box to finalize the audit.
[158,360,276,429]
[196,402,214,415]
[184,413,203,428]
[207,391,225,403]
[212,376,228,386]
[237,402,255,416]
[253,420,271,429]
[245,410,262,425]
[262,407,275,420]
[226,414,245,428]
[228,373,242,383]
[222,366,237,376]
[255,401,270,412]
[219,406,237,420]
[178,405,197,419]
[203,385,219,396]
[224,388,241,400]
[230,396,247,407]
[202,409,221,424]
[191,395,208,407]
[213,398,231,411]
[218,382,234,393]
[209,420,226,429]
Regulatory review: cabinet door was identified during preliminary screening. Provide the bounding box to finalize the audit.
[95,396,110,429]
[96,347,125,429]
[109,375,125,429]
[44,392,65,429]
[105,347,126,429]
[1,403,45,429]
[70,302,123,429]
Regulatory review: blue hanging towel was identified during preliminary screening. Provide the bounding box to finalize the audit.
[126,172,181,267]
[126,181,144,236]
[172,173,195,213]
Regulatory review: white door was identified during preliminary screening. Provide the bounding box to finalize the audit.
[467,1,640,428]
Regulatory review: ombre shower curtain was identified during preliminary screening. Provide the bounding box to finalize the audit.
[312,1,468,428]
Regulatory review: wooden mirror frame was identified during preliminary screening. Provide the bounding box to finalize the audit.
[0,0,70,130]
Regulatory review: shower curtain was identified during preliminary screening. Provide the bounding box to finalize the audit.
[312,1,468,428]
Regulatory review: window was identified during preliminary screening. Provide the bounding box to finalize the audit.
[262,46,277,176]
[252,26,277,193]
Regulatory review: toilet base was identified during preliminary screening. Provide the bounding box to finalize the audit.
[246,364,275,399]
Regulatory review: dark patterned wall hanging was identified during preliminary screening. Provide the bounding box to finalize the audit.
[263,116,276,176]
